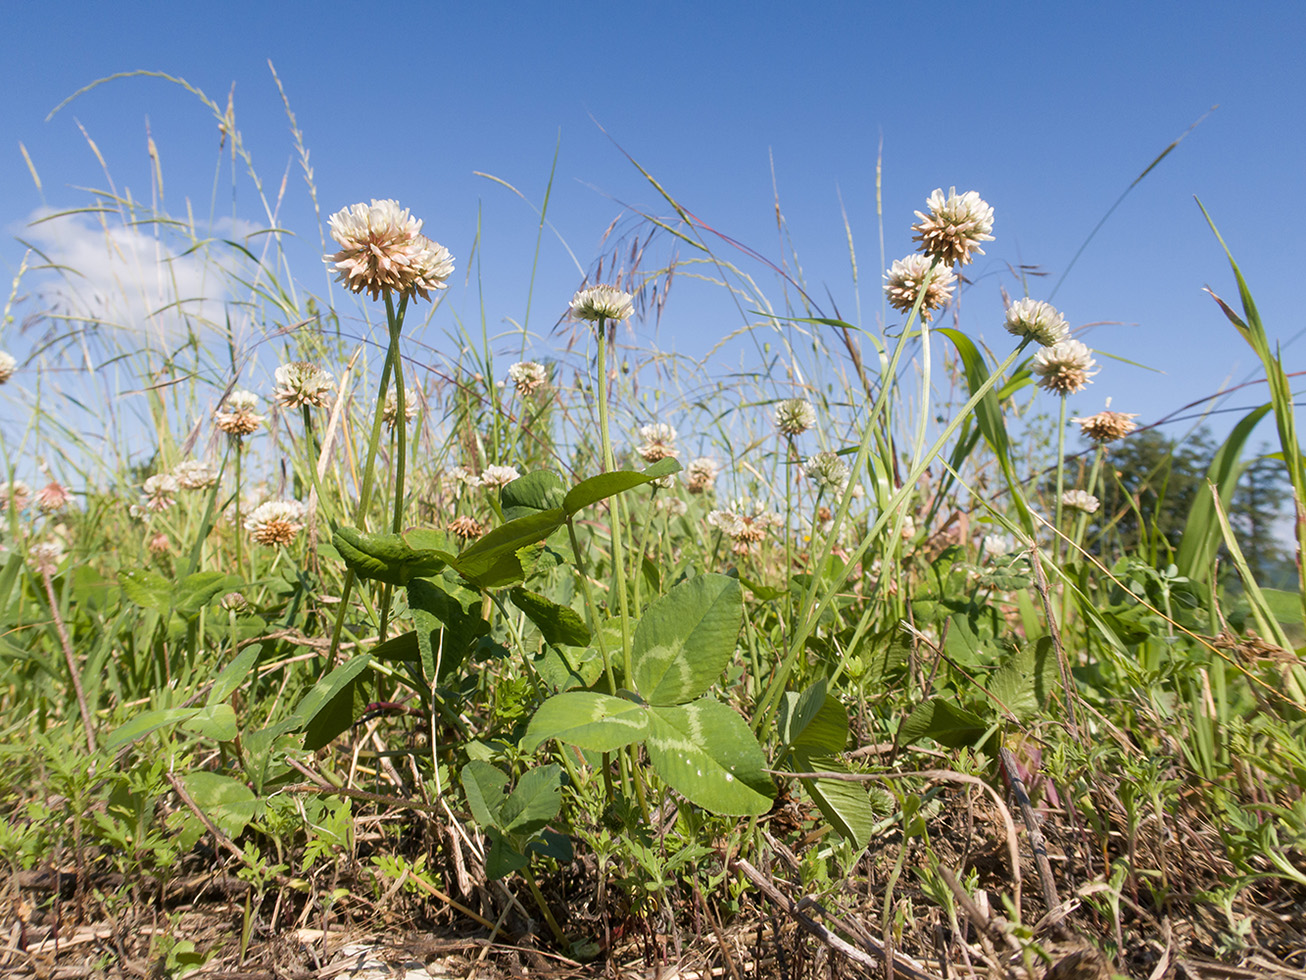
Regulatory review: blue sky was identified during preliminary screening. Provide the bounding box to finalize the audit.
[3,1,1304,455]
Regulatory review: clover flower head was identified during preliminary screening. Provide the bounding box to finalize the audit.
[774,398,817,437]
[327,199,454,301]
[1,480,32,513]
[36,480,73,513]
[985,534,1015,558]
[383,387,419,430]
[478,465,521,490]
[803,452,851,495]
[1061,489,1100,514]
[28,540,64,575]
[1073,408,1139,443]
[912,187,994,267]
[448,515,485,541]
[636,423,678,462]
[570,284,634,323]
[273,362,334,409]
[173,460,219,491]
[883,254,956,321]
[244,500,306,546]
[143,474,180,512]
[707,499,784,555]
[684,457,721,495]
[1004,298,1070,347]
[220,592,249,613]
[1033,339,1097,395]
[215,390,264,437]
[509,361,548,396]
[0,351,16,384]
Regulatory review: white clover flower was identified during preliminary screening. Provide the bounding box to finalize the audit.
[509,361,548,395]
[774,398,817,437]
[383,386,419,430]
[0,480,32,513]
[684,457,721,495]
[327,199,454,302]
[883,254,956,321]
[803,452,851,495]
[1033,339,1097,395]
[273,362,334,409]
[478,465,521,490]
[28,540,64,575]
[442,466,481,492]
[173,460,219,490]
[707,499,784,555]
[1074,408,1139,443]
[244,500,306,546]
[636,423,678,463]
[912,187,994,267]
[143,474,180,513]
[570,284,634,323]
[1061,489,1101,514]
[0,351,16,384]
[1004,299,1070,347]
[985,534,1014,558]
[215,390,265,437]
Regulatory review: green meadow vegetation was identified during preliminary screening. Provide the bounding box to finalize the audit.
[0,73,1303,979]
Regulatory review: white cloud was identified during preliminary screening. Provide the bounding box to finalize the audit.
[21,207,260,352]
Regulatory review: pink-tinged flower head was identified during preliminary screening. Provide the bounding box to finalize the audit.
[36,481,73,513]
[28,540,64,575]
[912,187,994,267]
[143,474,179,512]
[707,499,784,555]
[327,199,454,302]
[1,480,31,513]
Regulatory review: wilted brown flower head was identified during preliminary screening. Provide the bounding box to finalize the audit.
[1033,340,1097,395]
[327,200,454,302]
[215,390,264,437]
[1073,408,1139,443]
[911,187,994,267]
[447,515,485,541]
[273,362,334,409]
[570,284,634,323]
[883,254,956,321]
[244,500,306,546]
[636,423,678,462]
